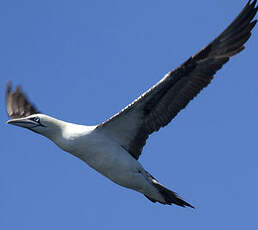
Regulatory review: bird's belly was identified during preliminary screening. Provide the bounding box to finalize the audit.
[71,136,145,189]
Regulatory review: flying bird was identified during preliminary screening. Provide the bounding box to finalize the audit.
[6,1,257,208]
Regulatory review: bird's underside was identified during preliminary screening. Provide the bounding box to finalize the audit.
[5,1,257,207]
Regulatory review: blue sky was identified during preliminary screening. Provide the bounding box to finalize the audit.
[1,0,257,229]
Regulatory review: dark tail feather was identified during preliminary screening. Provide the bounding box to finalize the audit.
[149,182,194,208]
[144,171,194,208]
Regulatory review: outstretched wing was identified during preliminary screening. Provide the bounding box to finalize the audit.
[97,1,257,160]
[6,82,40,119]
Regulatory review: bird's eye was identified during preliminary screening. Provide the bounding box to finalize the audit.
[33,117,40,122]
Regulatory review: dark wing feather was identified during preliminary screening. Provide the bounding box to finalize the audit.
[6,82,40,119]
[97,1,257,160]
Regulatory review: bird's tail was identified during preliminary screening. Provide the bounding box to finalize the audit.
[144,171,194,208]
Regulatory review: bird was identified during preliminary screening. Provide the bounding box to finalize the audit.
[6,1,257,208]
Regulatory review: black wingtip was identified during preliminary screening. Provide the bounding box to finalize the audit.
[251,19,258,31]
[6,81,11,94]
[6,82,40,119]
[250,0,257,7]
[249,0,258,14]
[247,0,257,7]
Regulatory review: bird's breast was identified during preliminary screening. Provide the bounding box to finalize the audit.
[53,127,146,189]
[64,130,141,181]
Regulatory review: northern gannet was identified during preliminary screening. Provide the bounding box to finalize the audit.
[6,1,257,208]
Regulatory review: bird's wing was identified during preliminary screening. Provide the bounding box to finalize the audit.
[97,0,257,160]
[6,82,40,119]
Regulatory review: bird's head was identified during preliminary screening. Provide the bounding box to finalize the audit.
[6,114,64,137]
[5,82,66,139]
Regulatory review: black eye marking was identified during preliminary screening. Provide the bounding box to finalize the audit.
[29,116,46,127]
[30,117,40,123]
[33,117,40,122]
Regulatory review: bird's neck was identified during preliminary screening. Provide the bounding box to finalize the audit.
[43,119,95,153]
[41,118,67,142]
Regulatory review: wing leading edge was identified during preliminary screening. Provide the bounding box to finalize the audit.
[97,1,257,160]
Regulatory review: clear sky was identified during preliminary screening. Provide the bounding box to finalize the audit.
[0,0,257,229]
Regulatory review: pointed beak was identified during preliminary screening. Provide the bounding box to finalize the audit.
[6,117,38,128]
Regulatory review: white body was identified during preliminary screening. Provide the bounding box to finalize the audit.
[7,1,258,207]
[48,121,164,202]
